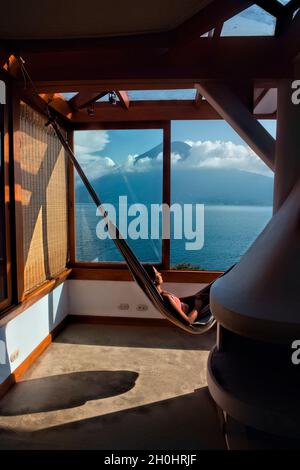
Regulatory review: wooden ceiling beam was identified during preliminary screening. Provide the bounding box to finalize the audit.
[70,99,275,123]
[253,88,269,111]
[255,0,284,18]
[115,90,130,109]
[35,81,195,93]
[172,0,253,46]
[196,81,275,170]
[13,37,290,84]
[69,91,109,110]
[39,92,73,118]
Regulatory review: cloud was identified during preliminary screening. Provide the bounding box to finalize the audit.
[74,134,272,182]
[183,140,272,176]
[75,153,116,181]
[121,140,271,177]
[74,130,110,155]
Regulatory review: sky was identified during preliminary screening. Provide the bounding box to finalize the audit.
[74,119,276,181]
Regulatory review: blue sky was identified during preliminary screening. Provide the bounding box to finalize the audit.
[74,119,275,180]
[74,119,276,165]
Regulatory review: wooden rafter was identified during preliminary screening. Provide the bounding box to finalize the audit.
[172,0,253,46]
[196,82,275,170]
[253,88,269,111]
[10,37,290,85]
[194,90,203,108]
[115,90,130,109]
[39,93,73,118]
[70,99,275,124]
[255,0,284,18]
[69,91,109,110]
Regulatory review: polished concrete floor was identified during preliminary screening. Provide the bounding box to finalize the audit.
[0,323,225,449]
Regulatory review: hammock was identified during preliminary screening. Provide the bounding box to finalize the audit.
[48,115,220,335]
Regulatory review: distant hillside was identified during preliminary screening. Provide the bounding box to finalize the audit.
[134,141,191,164]
[77,141,273,206]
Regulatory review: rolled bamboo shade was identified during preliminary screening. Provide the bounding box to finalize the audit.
[20,102,68,293]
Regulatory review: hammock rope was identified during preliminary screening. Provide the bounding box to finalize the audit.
[17,56,218,335]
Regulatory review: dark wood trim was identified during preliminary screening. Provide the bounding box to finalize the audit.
[71,100,222,123]
[0,268,71,328]
[67,129,75,265]
[72,120,168,131]
[69,267,222,283]
[172,0,253,46]
[0,316,68,399]
[0,76,12,311]
[68,314,171,328]
[162,121,171,269]
[255,0,284,18]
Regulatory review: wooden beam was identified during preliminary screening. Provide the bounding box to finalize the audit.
[71,100,222,122]
[115,90,130,109]
[253,88,269,110]
[69,91,109,110]
[70,99,274,124]
[20,88,71,127]
[13,37,290,83]
[162,122,170,270]
[34,80,196,93]
[172,0,253,46]
[39,93,73,118]
[3,54,21,79]
[282,8,300,59]
[255,0,284,18]
[194,90,203,108]
[196,82,275,170]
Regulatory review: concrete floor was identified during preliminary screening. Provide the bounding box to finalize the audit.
[0,323,225,450]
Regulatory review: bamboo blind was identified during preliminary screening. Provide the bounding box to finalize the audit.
[20,103,68,293]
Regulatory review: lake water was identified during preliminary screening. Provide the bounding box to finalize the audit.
[75,203,272,271]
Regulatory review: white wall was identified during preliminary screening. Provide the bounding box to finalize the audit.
[0,282,68,384]
[68,280,206,318]
[0,278,207,384]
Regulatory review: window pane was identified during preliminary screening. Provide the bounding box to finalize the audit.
[75,129,163,263]
[127,90,196,100]
[0,104,7,303]
[170,120,274,271]
[222,5,276,36]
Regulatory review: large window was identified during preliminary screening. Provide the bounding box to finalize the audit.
[170,120,274,271]
[74,126,165,264]
[72,120,275,272]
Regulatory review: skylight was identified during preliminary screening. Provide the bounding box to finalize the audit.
[127,89,197,100]
[277,0,291,4]
[222,5,276,36]
[61,92,77,100]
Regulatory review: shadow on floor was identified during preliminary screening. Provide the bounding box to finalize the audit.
[0,370,138,415]
[0,387,226,450]
[54,323,216,351]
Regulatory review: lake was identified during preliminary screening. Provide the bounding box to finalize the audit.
[75,203,272,271]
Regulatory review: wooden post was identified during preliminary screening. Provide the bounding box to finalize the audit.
[273,79,300,212]
[67,129,76,265]
[162,121,171,270]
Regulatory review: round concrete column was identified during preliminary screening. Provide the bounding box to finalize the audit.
[274,79,300,212]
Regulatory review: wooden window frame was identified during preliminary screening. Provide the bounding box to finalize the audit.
[0,75,12,311]
[69,121,170,270]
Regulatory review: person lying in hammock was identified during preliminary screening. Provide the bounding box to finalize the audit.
[144,265,210,325]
